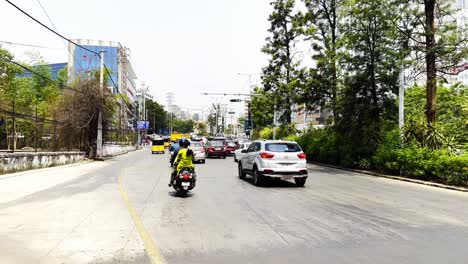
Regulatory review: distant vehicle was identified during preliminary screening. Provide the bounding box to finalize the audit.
[204,141,227,159]
[213,136,226,142]
[151,139,165,154]
[163,137,171,148]
[170,132,190,142]
[234,142,251,162]
[238,140,308,187]
[224,141,237,155]
[190,141,206,164]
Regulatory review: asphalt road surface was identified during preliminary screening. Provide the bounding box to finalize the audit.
[1,148,468,264]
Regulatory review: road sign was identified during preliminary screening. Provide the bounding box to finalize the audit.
[230,99,242,102]
[137,121,149,130]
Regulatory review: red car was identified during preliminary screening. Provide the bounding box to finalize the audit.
[204,141,227,159]
[224,141,237,155]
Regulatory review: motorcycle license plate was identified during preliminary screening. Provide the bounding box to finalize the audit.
[181,182,190,187]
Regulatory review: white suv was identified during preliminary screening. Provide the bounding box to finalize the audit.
[238,140,308,186]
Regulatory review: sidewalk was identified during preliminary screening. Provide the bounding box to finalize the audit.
[307,162,468,193]
[0,160,108,204]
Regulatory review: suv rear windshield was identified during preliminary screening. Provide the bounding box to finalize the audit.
[265,143,301,152]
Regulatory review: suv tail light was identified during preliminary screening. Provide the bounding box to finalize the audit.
[260,152,275,159]
[297,153,306,159]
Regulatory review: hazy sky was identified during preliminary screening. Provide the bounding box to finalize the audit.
[0,0,272,116]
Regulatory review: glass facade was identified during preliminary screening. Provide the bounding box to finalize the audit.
[18,62,67,80]
[73,45,119,93]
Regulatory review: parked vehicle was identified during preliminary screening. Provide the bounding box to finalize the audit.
[238,140,308,187]
[225,141,237,155]
[204,141,227,159]
[234,142,251,162]
[190,141,206,164]
[151,139,165,154]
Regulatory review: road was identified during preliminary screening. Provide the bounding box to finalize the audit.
[1,148,468,264]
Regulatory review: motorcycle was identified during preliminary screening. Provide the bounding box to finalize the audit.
[171,163,196,196]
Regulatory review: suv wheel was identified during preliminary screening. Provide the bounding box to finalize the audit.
[253,167,263,186]
[238,162,246,179]
[295,178,307,187]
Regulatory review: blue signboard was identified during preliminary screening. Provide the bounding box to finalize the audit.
[137,121,149,130]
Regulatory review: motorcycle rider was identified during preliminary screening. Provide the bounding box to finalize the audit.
[169,138,196,187]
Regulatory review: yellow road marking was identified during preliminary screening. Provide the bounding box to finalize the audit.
[118,170,166,264]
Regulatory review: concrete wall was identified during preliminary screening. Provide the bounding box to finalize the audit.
[0,152,85,174]
[103,144,136,157]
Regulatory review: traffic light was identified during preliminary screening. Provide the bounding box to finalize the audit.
[230,99,242,102]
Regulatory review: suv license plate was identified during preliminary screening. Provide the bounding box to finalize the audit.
[281,176,293,180]
[182,182,190,187]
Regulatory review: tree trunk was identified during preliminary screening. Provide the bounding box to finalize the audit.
[425,0,437,125]
[331,0,338,123]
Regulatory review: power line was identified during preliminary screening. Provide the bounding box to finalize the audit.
[35,0,85,71]
[3,0,98,56]
[0,56,83,94]
[3,0,119,90]
[0,40,60,49]
[0,107,63,124]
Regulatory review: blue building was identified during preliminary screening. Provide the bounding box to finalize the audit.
[68,40,120,93]
[19,62,68,80]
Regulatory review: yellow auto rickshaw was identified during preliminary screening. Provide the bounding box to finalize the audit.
[151,139,165,154]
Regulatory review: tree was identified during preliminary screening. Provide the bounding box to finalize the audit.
[145,99,167,134]
[57,71,116,155]
[250,88,274,129]
[402,0,468,124]
[0,48,27,151]
[261,0,303,124]
[300,0,346,122]
[173,119,194,133]
[337,0,408,153]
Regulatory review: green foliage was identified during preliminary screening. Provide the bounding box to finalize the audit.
[145,99,167,134]
[259,127,273,139]
[261,0,303,124]
[405,84,468,146]
[172,119,194,133]
[251,88,274,129]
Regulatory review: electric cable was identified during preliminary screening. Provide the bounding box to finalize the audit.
[0,40,60,49]
[35,0,85,71]
[0,56,83,94]
[3,0,119,90]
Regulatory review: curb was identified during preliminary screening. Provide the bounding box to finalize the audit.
[307,162,468,193]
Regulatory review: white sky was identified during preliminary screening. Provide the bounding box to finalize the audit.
[0,0,272,116]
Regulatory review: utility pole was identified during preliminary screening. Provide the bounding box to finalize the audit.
[273,105,277,140]
[96,50,105,159]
